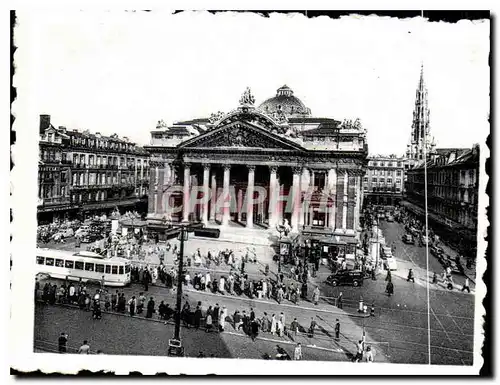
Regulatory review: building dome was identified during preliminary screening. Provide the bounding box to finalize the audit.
[258,85,311,118]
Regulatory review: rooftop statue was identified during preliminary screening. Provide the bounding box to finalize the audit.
[209,111,225,124]
[239,87,256,106]
[156,119,168,129]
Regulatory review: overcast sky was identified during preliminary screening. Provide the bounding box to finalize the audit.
[17,11,489,155]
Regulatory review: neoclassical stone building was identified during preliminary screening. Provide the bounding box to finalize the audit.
[145,86,368,247]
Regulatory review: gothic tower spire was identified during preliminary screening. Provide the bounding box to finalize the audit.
[406,64,434,164]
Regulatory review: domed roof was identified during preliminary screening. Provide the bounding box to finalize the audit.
[257,85,311,118]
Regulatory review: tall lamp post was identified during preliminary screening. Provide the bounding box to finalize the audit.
[167,221,204,356]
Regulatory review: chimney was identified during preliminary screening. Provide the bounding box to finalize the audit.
[39,114,51,134]
[58,126,66,132]
[472,143,480,157]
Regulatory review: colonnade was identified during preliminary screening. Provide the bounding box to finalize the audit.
[149,161,362,234]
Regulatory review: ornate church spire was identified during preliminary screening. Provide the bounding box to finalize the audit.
[407,64,434,163]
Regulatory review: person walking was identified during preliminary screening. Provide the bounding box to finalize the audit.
[386,280,394,297]
[335,319,340,340]
[78,340,91,354]
[290,318,299,337]
[137,292,146,314]
[146,297,155,318]
[250,318,259,341]
[312,286,320,305]
[213,304,220,328]
[128,296,136,316]
[294,343,302,361]
[270,314,277,335]
[308,317,317,337]
[219,276,226,295]
[337,292,343,309]
[58,332,68,353]
[261,312,270,333]
[194,306,202,330]
[461,278,471,293]
[407,269,415,283]
[365,346,374,363]
[354,340,364,362]
[219,306,227,332]
[205,313,213,333]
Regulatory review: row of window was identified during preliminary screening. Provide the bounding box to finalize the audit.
[365,177,402,184]
[367,170,402,177]
[40,171,68,183]
[364,186,401,193]
[71,137,134,152]
[36,256,130,275]
[72,154,148,168]
[369,161,403,167]
[40,150,67,163]
[72,172,145,186]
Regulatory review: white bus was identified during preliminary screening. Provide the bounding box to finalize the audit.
[36,248,131,287]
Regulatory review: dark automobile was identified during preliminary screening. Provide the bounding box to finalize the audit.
[326,270,364,287]
[402,234,414,244]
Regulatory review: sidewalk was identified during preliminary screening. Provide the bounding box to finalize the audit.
[438,242,477,285]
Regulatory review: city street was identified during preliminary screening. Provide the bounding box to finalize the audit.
[378,219,475,291]
[36,218,475,365]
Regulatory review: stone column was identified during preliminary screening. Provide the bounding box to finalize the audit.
[268,166,278,228]
[246,165,255,228]
[147,164,156,214]
[202,164,210,225]
[237,188,243,222]
[182,163,191,223]
[353,174,360,231]
[291,167,302,232]
[210,172,217,222]
[222,164,231,226]
[163,163,171,219]
[156,166,165,215]
[329,168,337,230]
[342,170,348,230]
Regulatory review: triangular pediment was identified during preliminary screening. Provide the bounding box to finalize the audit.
[177,121,305,151]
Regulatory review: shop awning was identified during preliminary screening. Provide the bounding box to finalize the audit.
[119,218,147,228]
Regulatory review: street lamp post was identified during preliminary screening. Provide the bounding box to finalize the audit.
[167,221,204,356]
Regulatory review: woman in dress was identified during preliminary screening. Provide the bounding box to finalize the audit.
[270,314,277,335]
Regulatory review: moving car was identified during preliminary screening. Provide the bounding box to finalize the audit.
[326,270,364,287]
[384,257,398,271]
[402,234,414,244]
[386,216,394,222]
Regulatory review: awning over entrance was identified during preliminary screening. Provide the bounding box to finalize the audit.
[299,233,358,245]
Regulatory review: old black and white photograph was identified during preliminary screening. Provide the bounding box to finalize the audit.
[9,9,490,375]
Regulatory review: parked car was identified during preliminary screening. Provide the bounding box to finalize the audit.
[384,257,398,271]
[75,225,91,237]
[326,270,364,287]
[402,234,414,244]
[430,245,444,257]
[380,246,392,260]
